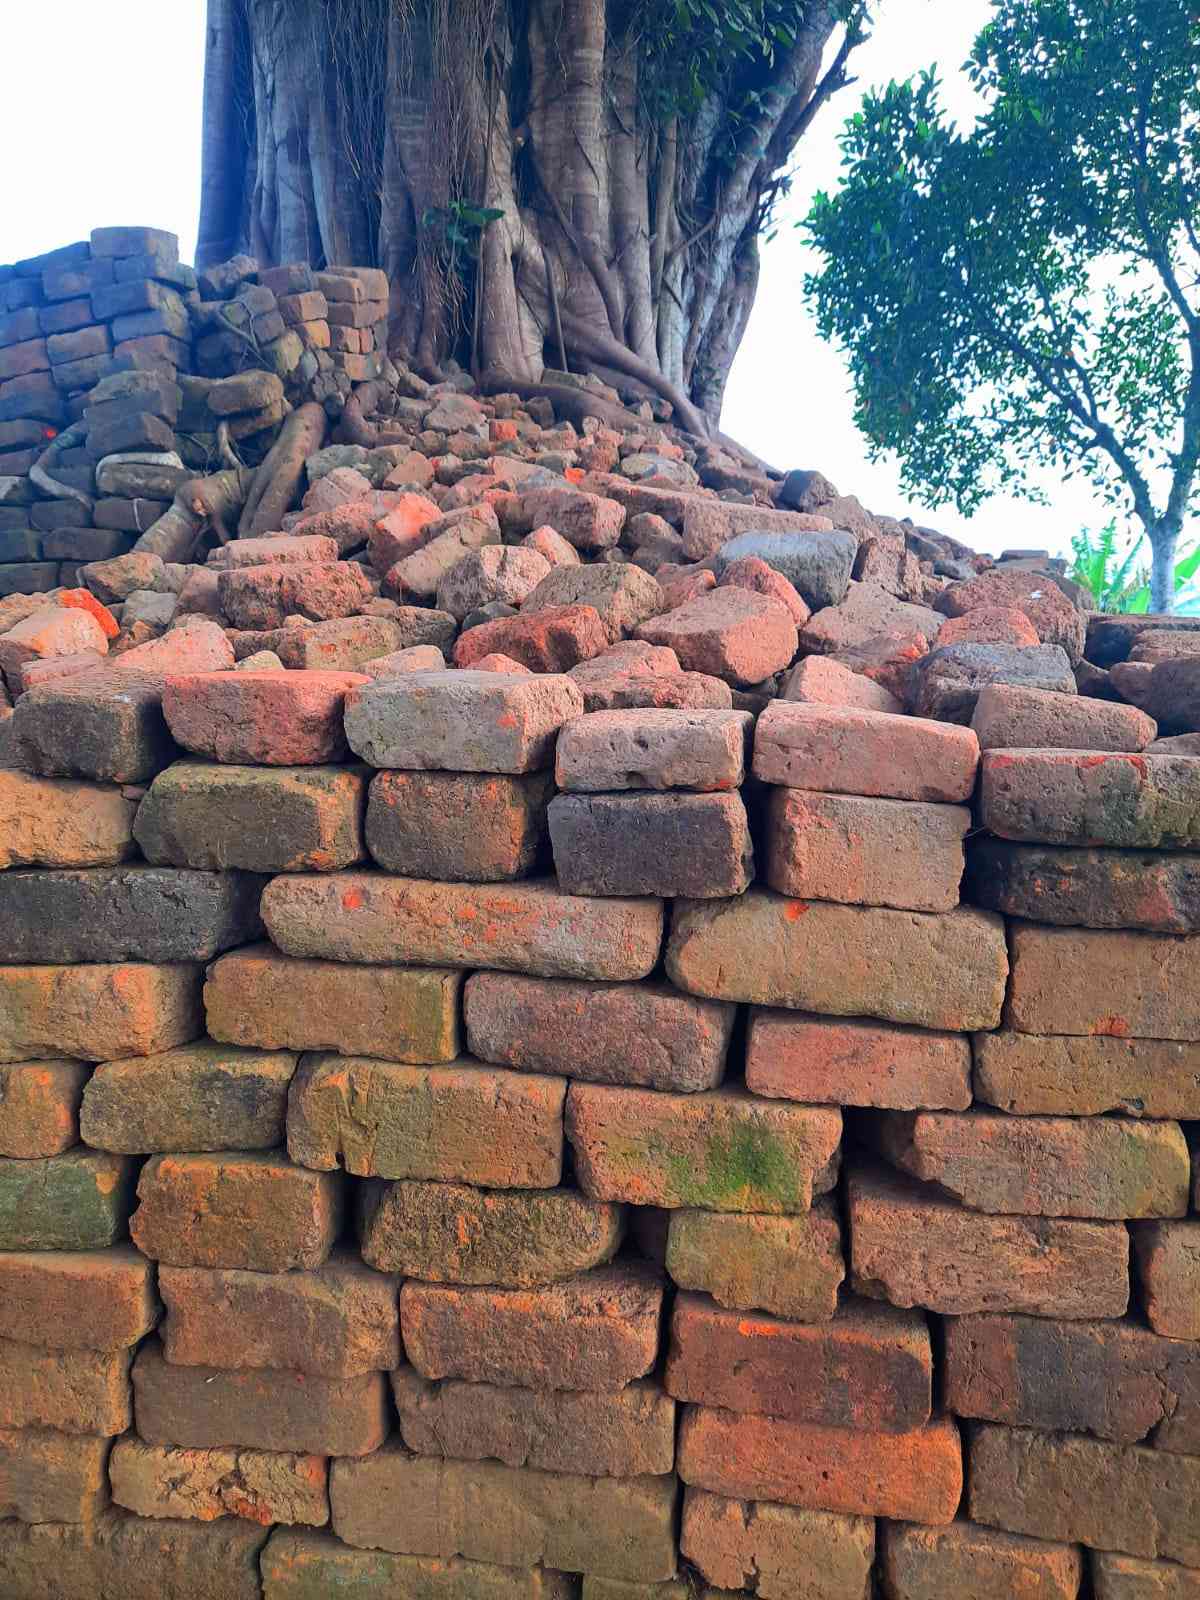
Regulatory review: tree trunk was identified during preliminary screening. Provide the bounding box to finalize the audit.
[1149,518,1179,614]
[196,0,865,433]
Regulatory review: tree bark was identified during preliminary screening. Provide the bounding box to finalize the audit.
[1148,518,1180,614]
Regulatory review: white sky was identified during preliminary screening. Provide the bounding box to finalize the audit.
[0,0,1147,561]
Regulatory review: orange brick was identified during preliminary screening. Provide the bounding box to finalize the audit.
[1007,924,1200,1040]
[1133,1221,1200,1339]
[681,1487,874,1600]
[0,1339,131,1435]
[109,1436,328,1526]
[880,1521,1082,1600]
[0,961,202,1062]
[746,1011,971,1110]
[0,1247,158,1351]
[0,1060,88,1156]
[752,701,979,801]
[0,1425,110,1522]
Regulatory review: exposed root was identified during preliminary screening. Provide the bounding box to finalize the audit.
[238,401,327,537]
[30,423,94,514]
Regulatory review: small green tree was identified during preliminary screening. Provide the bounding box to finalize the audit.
[804,0,1200,611]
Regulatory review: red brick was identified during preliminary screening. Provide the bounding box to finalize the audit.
[1092,1553,1200,1598]
[0,961,203,1066]
[634,587,798,685]
[208,534,340,569]
[566,1085,841,1212]
[0,604,108,681]
[972,682,1156,751]
[0,1247,158,1351]
[880,1521,1082,1600]
[110,1436,328,1526]
[366,769,553,881]
[260,1527,577,1600]
[401,1264,662,1390]
[513,486,626,552]
[980,750,1200,847]
[549,790,755,898]
[521,563,664,643]
[666,1292,930,1428]
[678,1404,962,1522]
[0,1425,109,1522]
[780,653,902,712]
[1007,925,1200,1040]
[217,560,373,629]
[747,1010,971,1110]
[937,570,1085,660]
[0,1339,130,1435]
[0,1060,88,1157]
[719,556,811,626]
[974,1031,1200,1119]
[753,701,979,801]
[454,604,610,672]
[829,629,930,700]
[1133,1221,1200,1339]
[681,1487,872,1600]
[666,1203,843,1321]
[938,605,1042,648]
[555,708,751,792]
[162,670,368,765]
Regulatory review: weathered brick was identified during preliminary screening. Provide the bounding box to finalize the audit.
[974,1031,1200,1118]
[217,561,371,630]
[394,1369,675,1477]
[262,874,664,980]
[753,701,979,801]
[13,668,177,783]
[972,681,1156,751]
[945,1313,1200,1455]
[162,669,369,765]
[330,1448,678,1581]
[666,1203,843,1321]
[848,1165,1130,1318]
[401,1264,660,1390]
[0,1425,110,1522]
[678,1405,962,1522]
[0,769,137,868]
[634,587,798,686]
[549,791,754,898]
[980,749,1200,848]
[0,962,202,1063]
[465,973,734,1092]
[880,1521,1083,1600]
[366,769,554,881]
[261,1527,577,1600]
[555,709,752,792]
[0,1060,88,1157]
[1133,1221,1200,1339]
[133,1340,388,1456]
[968,839,1200,933]
[0,1247,158,1350]
[454,604,610,672]
[0,1339,130,1435]
[205,945,462,1059]
[667,894,1007,1032]
[131,1152,343,1271]
[581,1580,689,1600]
[969,1423,1200,1566]
[362,1181,623,1286]
[681,1487,874,1600]
[134,761,367,872]
[1092,1551,1200,1598]
[1007,925,1200,1040]
[666,1292,930,1429]
[109,1436,328,1526]
[747,1010,971,1110]
[0,1148,136,1250]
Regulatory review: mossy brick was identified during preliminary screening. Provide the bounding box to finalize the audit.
[0,1060,88,1156]
[880,1521,1083,1600]
[747,1010,972,1110]
[464,973,734,1092]
[365,769,554,881]
[944,1313,1200,1455]
[12,669,177,783]
[680,1487,874,1600]
[678,1405,962,1523]
[968,1423,1200,1566]
[132,1340,389,1456]
[261,1527,578,1600]
[1092,1552,1200,1599]
[393,1370,675,1478]
[0,961,203,1063]
[162,670,368,765]
[80,1041,295,1153]
[979,749,1200,848]
[361,1180,623,1286]
[0,866,263,963]
[0,1425,110,1522]
[330,1447,679,1581]
[665,1203,844,1321]
[847,1165,1130,1319]
[0,1148,136,1250]
[1133,1221,1200,1339]
[0,1246,158,1350]
[205,944,462,1060]
[287,1054,564,1187]
[134,761,367,873]
[974,1031,1200,1118]
[261,873,664,980]
[548,791,754,899]
[752,700,979,801]
[131,1151,343,1271]
[0,769,137,868]
[1007,925,1200,1040]
[0,1339,131,1435]
[871,1109,1190,1219]
[401,1264,662,1390]
[565,1085,841,1213]
[666,1292,931,1430]
[109,1436,328,1527]
[666,893,1008,1033]
[966,840,1200,934]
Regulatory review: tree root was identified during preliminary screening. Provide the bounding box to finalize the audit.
[238,401,327,537]
[30,423,94,514]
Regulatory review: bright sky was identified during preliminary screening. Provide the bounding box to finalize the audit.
[0,0,1137,561]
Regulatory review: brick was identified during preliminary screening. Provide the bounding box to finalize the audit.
[0,1148,135,1250]
[1133,1221,1200,1339]
[667,894,1008,1032]
[0,1425,110,1522]
[872,1109,1189,1219]
[366,769,553,881]
[384,523,504,604]
[681,1487,874,1600]
[12,669,176,783]
[454,604,610,673]
[81,1041,295,1154]
[634,587,798,685]
[0,1339,130,1435]
[747,1010,971,1110]
[0,961,202,1063]
[945,1313,1200,1455]
[555,708,750,794]
[161,670,367,765]
[764,788,968,911]
[0,1247,158,1350]
[363,1180,622,1286]
[666,1203,843,1320]
[550,790,753,899]
[0,1060,89,1157]
[974,1031,1200,1118]
[980,749,1200,848]
[272,615,452,672]
[262,873,664,980]
[666,1292,930,1428]
[967,839,1200,933]
[394,1369,675,1477]
[344,670,583,773]
[159,1252,398,1377]
[465,973,734,1092]
[109,1436,327,1527]
[513,486,626,552]
[567,1085,841,1212]
[848,1165,1130,1318]
[574,669,733,712]
[131,1151,343,1271]
[970,1423,1200,1565]
[581,1580,689,1600]
[330,1448,678,1580]
[208,533,340,569]
[1092,1553,1200,1598]
[0,1509,266,1600]
[133,1340,388,1456]
[753,701,980,801]
[261,1527,577,1600]
[880,1521,1083,1600]
[780,653,902,712]
[0,604,107,682]
[1007,925,1200,1039]
[913,642,1076,722]
[217,560,372,629]
[0,336,50,379]
[438,545,553,622]
[678,1405,962,1522]
[972,682,1156,751]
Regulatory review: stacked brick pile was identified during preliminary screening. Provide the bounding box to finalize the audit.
[1,649,1198,1600]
